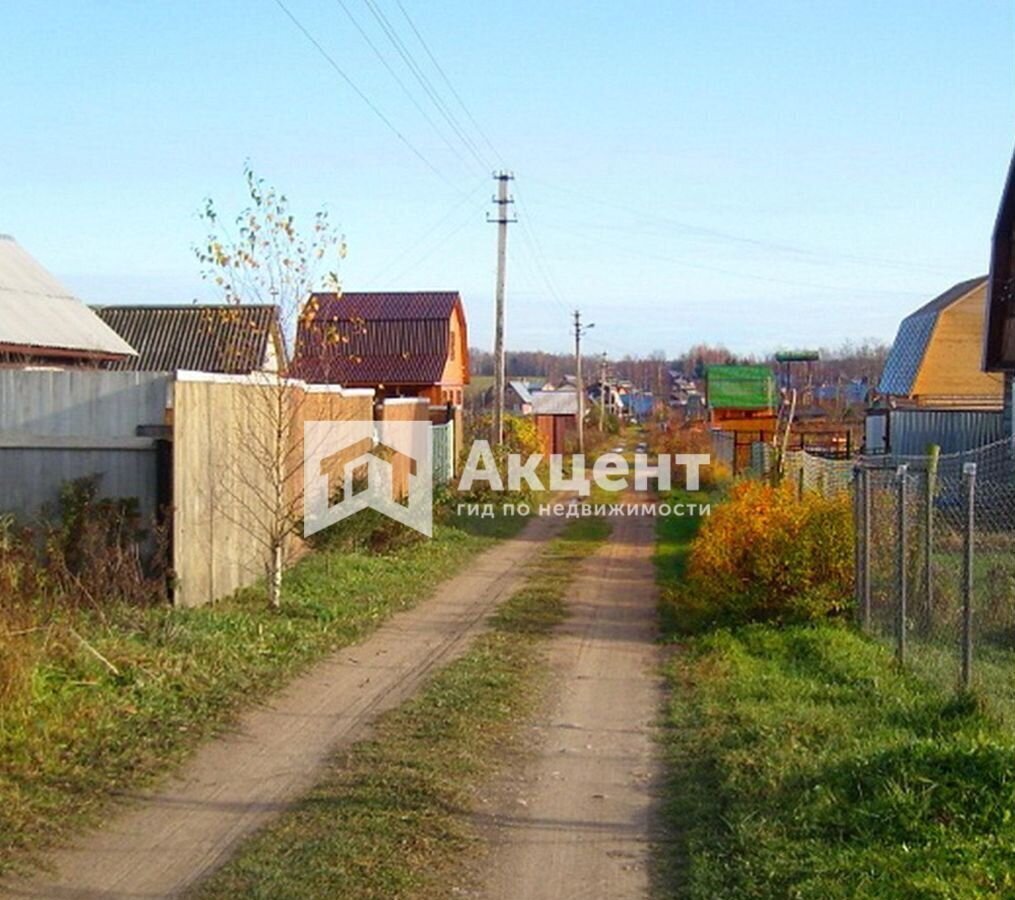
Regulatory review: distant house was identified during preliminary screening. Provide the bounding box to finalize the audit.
[0,234,136,366]
[985,144,1015,440]
[705,364,776,422]
[878,277,1002,408]
[95,305,284,374]
[507,380,535,414]
[294,291,469,404]
[531,390,577,454]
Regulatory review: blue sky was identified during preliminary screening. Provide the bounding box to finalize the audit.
[2,1,1014,358]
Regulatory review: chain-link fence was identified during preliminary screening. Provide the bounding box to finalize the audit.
[855,438,1015,717]
[746,441,854,497]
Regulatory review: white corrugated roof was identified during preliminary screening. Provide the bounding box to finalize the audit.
[531,390,578,415]
[0,235,136,358]
[509,380,534,405]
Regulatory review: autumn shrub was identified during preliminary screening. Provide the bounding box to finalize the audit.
[648,422,733,492]
[675,480,853,628]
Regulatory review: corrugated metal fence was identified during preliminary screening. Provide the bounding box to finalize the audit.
[866,408,1006,456]
[431,420,454,484]
[0,370,170,522]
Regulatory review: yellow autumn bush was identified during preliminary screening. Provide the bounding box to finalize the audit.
[683,480,854,626]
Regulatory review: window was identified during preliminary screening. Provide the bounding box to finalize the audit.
[449,329,456,361]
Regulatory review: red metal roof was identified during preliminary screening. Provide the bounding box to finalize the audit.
[293,291,463,386]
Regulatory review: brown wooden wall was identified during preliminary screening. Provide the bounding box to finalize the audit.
[915,283,1005,403]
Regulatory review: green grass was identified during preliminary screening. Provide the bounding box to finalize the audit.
[653,488,716,636]
[659,625,1015,899]
[654,493,1015,899]
[191,516,611,900]
[0,512,530,875]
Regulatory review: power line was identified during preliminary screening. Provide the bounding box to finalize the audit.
[364,179,487,284]
[332,0,477,173]
[530,178,956,276]
[271,0,455,188]
[371,193,489,284]
[540,218,926,297]
[514,187,570,316]
[359,0,490,173]
[391,0,505,166]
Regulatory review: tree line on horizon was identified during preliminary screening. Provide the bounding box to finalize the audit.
[469,339,890,392]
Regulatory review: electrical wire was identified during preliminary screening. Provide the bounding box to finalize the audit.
[391,0,505,166]
[271,0,456,188]
[364,180,487,284]
[529,177,956,276]
[332,0,478,174]
[359,0,491,173]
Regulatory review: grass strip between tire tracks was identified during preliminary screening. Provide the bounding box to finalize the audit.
[192,515,611,900]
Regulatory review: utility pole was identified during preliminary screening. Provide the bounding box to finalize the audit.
[599,352,608,432]
[573,310,594,453]
[488,171,515,447]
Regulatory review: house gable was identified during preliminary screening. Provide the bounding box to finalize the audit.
[911,281,1003,404]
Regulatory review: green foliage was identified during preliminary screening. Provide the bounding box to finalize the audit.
[663,480,853,632]
[658,625,1015,899]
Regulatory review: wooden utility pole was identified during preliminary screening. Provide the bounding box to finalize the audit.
[488,171,515,446]
[599,352,608,432]
[573,310,593,453]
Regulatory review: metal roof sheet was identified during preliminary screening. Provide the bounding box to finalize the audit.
[0,235,136,359]
[705,364,776,410]
[294,291,463,386]
[531,390,578,415]
[96,304,279,373]
[509,380,534,404]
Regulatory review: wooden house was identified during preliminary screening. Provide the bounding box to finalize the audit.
[879,277,1003,408]
[0,234,136,366]
[95,305,285,374]
[294,291,469,404]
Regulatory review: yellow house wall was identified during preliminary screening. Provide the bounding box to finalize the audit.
[913,284,1005,403]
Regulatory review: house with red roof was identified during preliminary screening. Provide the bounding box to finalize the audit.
[293,291,469,405]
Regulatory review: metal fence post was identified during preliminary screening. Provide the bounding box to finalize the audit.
[853,466,864,624]
[961,462,977,692]
[856,468,872,629]
[924,445,939,632]
[896,464,909,665]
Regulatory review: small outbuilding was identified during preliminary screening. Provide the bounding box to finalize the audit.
[531,390,577,455]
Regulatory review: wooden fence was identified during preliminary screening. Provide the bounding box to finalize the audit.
[171,373,374,607]
[0,370,467,607]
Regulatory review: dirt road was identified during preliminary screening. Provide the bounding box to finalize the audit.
[476,510,662,900]
[2,514,566,900]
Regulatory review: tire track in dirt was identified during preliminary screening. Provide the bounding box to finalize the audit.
[473,508,662,900]
[2,514,567,900]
